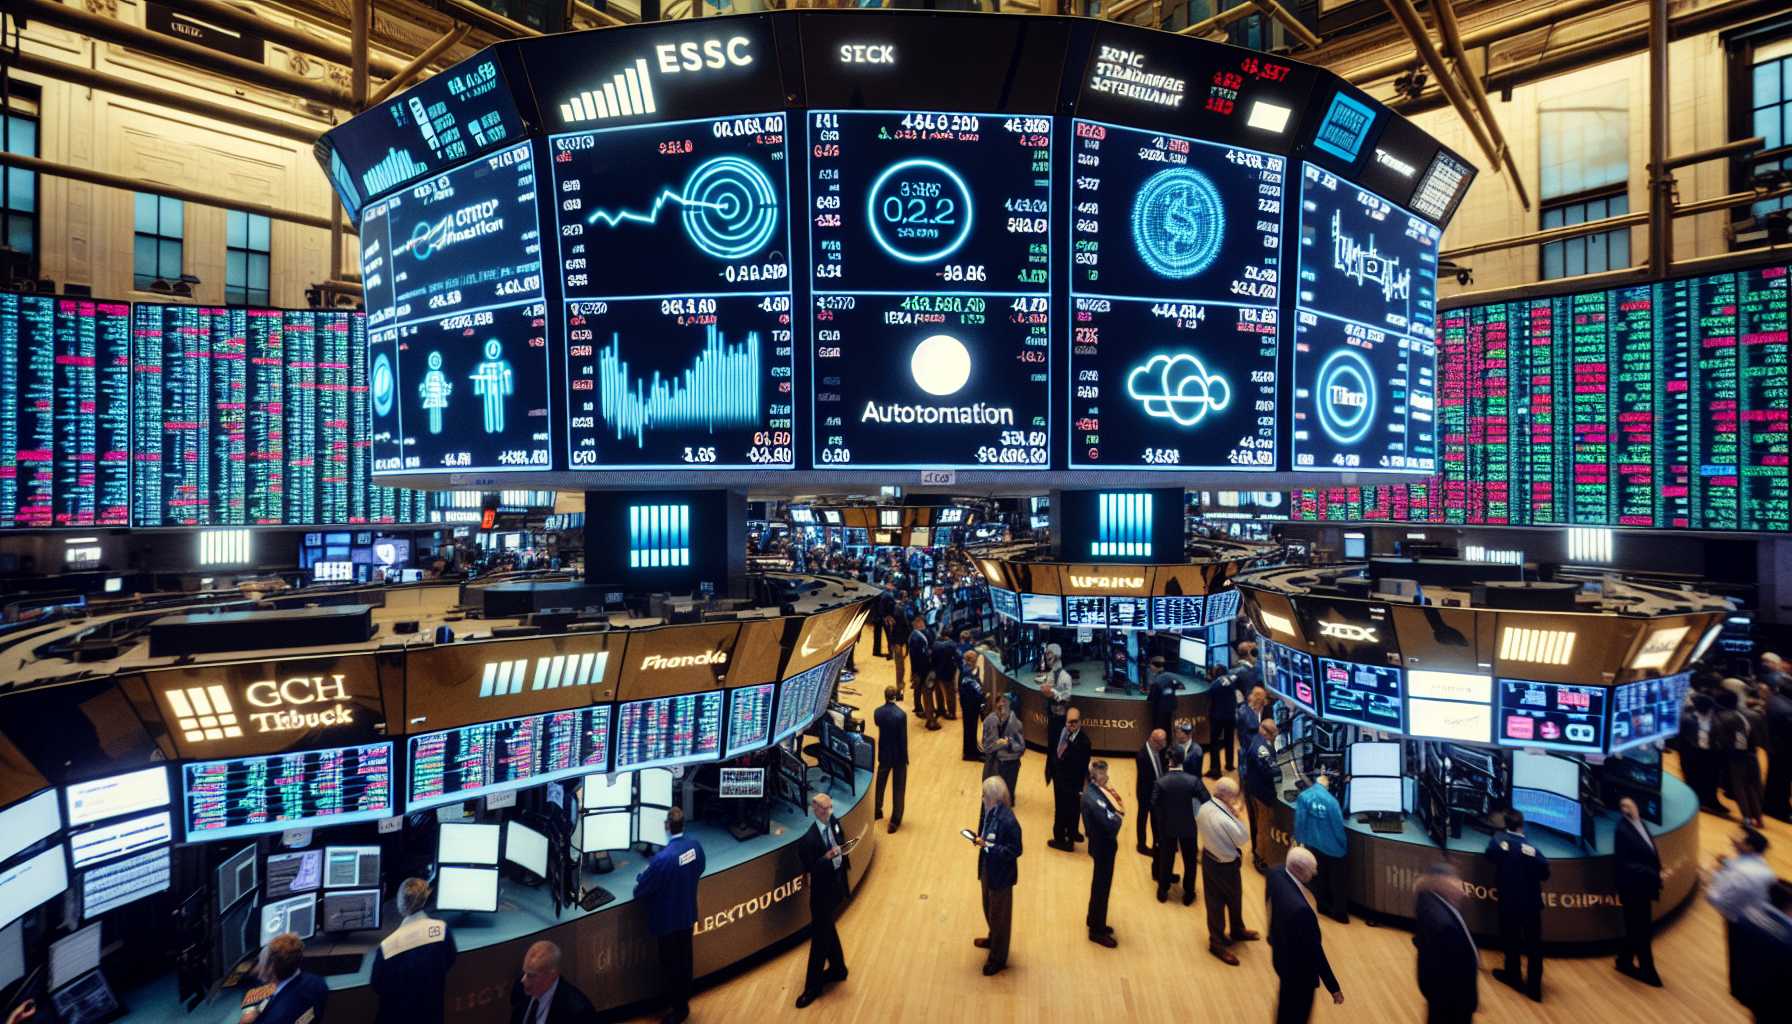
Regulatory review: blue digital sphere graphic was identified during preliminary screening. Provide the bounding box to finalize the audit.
[1130,167,1225,279]
[866,158,974,264]
[372,353,395,417]
[680,155,779,260]
[1314,348,1376,446]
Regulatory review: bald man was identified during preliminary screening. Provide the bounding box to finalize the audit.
[510,941,597,1024]
[796,792,852,1007]
[1268,848,1343,1024]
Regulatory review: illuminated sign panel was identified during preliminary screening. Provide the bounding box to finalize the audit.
[142,657,383,758]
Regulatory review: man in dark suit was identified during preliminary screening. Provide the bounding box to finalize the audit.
[1413,863,1479,1024]
[1733,881,1792,1020]
[1048,707,1093,851]
[1153,747,1211,905]
[1485,809,1550,1002]
[1204,664,1238,778]
[1136,729,1168,856]
[633,809,706,1024]
[1267,848,1344,1024]
[1146,656,1181,737]
[974,775,1023,976]
[873,686,908,832]
[1241,718,1280,872]
[1236,685,1266,771]
[369,878,456,1024]
[795,791,851,1008]
[1612,795,1663,986]
[245,933,329,1024]
[959,649,986,763]
[907,616,935,720]
[931,635,961,722]
[509,940,598,1024]
[1082,759,1124,947]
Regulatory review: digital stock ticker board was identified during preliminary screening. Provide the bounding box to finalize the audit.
[313,10,1478,485]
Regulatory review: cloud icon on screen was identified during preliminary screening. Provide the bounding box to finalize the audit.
[1126,353,1231,427]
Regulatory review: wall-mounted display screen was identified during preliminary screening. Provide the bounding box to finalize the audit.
[183,742,395,842]
[613,691,724,771]
[1261,639,1317,714]
[0,790,61,865]
[552,111,795,470]
[989,588,1020,621]
[1609,672,1690,753]
[1204,590,1241,625]
[1292,264,1791,532]
[79,845,169,920]
[1151,595,1206,631]
[1067,121,1282,470]
[809,110,1051,470]
[67,811,171,871]
[66,766,169,828]
[1108,596,1148,630]
[726,683,776,757]
[406,706,611,812]
[1292,164,1439,473]
[1318,658,1404,732]
[1020,593,1063,625]
[360,141,551,475]
[1497,679,1607,752]
[1065,596,1108,628]
[773,660,831,744]
[0,295,130,528]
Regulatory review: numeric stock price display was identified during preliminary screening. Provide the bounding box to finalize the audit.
[1068,120,1283,469]
[809,111,1052,469]
[552,112,795,469]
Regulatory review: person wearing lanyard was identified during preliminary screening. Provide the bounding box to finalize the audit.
[1197,777,1259,965]
[795,792,852,1008]
[508,941,597,1024]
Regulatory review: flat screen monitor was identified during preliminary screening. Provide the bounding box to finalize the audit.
[1406,698,1493,745]
[1511,751,1580,800]
[989,588,1020,621]
[406,707,611,812]
[323,846,380,889]
[0,790,61,865]
[773,661,830,744]
[68,810,172,872]
[612,692,724,772]
[1262,640,1319,715]
[1319,659,1405,732]
[584,772,632,810]
[435,866,499,913]
[79,845,170,920]
[218,896,254,974]
[1151,595,1205,631]
[635,806,670,848]
[49,922,102,991]
[1347,775,1404,815]
[1020,593,1062,625]
[1610,672,1690,753]
[504,821,549,878]
[1511,786,1580,837]
[580,812,632,852]
[1348,741,1402,778]
[1065,596,1108,628]
[216,845,257,913]
[1107,596,1148,630]
[639,768,674,808]
[438,823,499,866]
[1178,636,1207,669]
[719,768,765,798]
[259,893,316,944]
[66,766,170,828]
[1496,679,1606,752]
[726,683,776,758]
[265,851,323,896]
[184,743,394,842]
[313,561,353,582]
[1203,590,1241,626]
[320,888,381,933]
[49,968,120,1024]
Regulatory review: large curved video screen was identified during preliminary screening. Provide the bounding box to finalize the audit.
[318,11,1471,485]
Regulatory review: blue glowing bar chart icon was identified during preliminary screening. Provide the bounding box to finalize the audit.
[361,146,430,196]
[1093,492,1153,558]
[630,504,690,568]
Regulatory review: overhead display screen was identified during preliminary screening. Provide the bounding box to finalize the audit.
[773,660,830,744]
[551,110,795,470]
[1261,638,1317,714]
[1151,595,1205,631]
[1292,164,1440,473]
[1108,595,1148,630]
[406,706,612,811]
[726,683,775,757]
[614,691,724,770]
[183,742,395,842]
[1065,596,1108,628]
[809,110,1052,470]
[1292,263,1791,532]
[1318,657,1403,732]
[1497,678,1607,752]
[0,295,130,528]
[320,50,526,213]
[360,141,551,474]
[989,587,1020,621]
[1067,121,1282,470]
[1610,672,1689,752]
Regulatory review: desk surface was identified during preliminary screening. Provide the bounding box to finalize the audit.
[981,651,1214,704]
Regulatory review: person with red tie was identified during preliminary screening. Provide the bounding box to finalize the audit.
[1048,707,1093,851]
[1612,796,1664,986]
[1081,759,1125,947]
[1135,729,1168,858]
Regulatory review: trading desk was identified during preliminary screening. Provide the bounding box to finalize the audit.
[977,650,1217,754]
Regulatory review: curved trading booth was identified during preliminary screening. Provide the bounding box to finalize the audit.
[1235,558,1728,942]
[0,573,875,1021]
[974,533,1273,754]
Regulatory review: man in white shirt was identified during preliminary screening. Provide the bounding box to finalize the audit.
[1197,777,1258,964]
[1708,827,1777,1001]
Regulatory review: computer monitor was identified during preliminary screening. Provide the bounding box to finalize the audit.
[215,845,257,914]
[1511,751,1580,800]
[218,896,254,974]
[49,922,102,990]
[580,812,632,853]
[68,810,172,872]
[264,851,323,896]
[1348,776,1404,815]
[319,889,381,933]
[639,768,674,808]
[435,866,499,912]
[719,768,765,799]
[504,821,549,878]
[49,969,121,1024]
[259,893,316,944]
[584,772,633,809]
[0,790,61,865]
[1511,786,1580,837]
[323,846,380,889]
[635,806,670,847]
[66,766,169,828]
[80,846,170,921]
[1178,636,1207,668]
[437,823,499,866]
[1348,741,1402,778]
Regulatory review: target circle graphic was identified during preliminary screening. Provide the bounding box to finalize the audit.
[866,158,975,264]
[680,155,779,260]
[1314,348,1377,446]
[1130,166,1225,279]
[372,353,395,417]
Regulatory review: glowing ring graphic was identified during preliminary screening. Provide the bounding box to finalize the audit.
[372,353,395,417]
[407,216,445,261]
[680,155,779,260]
[1314,348,1377,446]
[1125,352,1231,427]
[866,158,975,264]
[1130,166,1225,280]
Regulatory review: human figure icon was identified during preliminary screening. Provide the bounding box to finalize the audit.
[469,338,514,435]
[419,351,452,434]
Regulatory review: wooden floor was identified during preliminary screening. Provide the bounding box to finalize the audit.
[631,640,1792,1022]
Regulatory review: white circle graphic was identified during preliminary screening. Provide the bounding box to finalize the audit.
[910,334,972,397]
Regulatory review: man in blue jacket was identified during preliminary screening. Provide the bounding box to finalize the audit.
[1240,718,1280,872]
[1486,809,1550,1002]
[370,877,456,1024]
[1293,774,1350,923]
[242,933,328,1024]
[974,775,1023,976]
[634,807,707,1024]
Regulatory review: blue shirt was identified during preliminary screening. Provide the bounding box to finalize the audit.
[1293,783,1348,858]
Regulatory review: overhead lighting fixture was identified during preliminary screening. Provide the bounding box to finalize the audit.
[1566,527,1613,563]
[1257,609,1297,639]
[1499,626,1576,666]
[1246,100,1292,133]
[1630,625,1690,671]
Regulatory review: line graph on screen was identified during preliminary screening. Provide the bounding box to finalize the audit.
[598,325,764,447]
[584,155,778,260]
